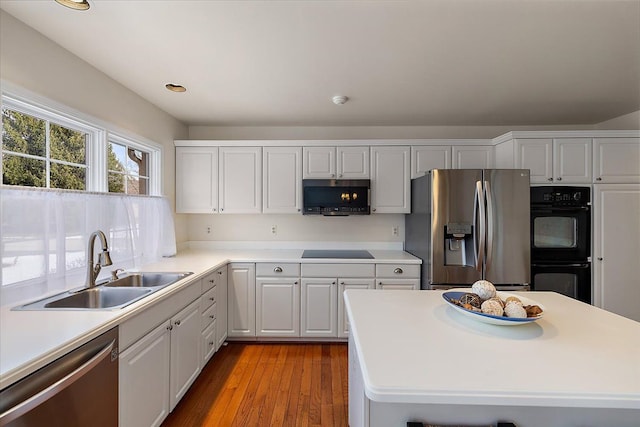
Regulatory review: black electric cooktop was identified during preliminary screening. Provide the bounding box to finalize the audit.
[301,250,374,259]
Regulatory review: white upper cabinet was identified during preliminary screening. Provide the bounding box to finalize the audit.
[411,146,452,178]
[263,147,302,213]
[176,147,218,213]
[593,138,640,183]
[303,146,336,178]
[337,146,370,179]
[452,146,494,169]
[370,146,410,213]
[553,138,592,183]
[303,146,369,179]
[515,138,591,183]
[219,147,262,214]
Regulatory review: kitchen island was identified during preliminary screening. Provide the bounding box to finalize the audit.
[344,290,640,427]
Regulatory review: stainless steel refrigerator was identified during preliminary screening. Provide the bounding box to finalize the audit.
[405,169,531,290]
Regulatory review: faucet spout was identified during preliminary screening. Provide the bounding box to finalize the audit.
[86,230,113,288]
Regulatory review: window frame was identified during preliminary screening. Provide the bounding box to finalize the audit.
[1,90,163,195]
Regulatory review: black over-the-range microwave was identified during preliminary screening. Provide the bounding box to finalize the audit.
[302,179,370,215]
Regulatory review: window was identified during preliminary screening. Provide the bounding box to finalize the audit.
[2,108,89,190]
[0,93,161,194]
[108,137,150,195]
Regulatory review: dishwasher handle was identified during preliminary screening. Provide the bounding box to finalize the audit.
[0,338,116,425]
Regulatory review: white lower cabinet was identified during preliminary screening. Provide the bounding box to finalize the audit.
[301,278,338,337]
[215,267,228,349]
[227,263,256,337]
[338,279,375,338]
[119,320,171,427]
[169,299,202,411]
[201,320,217,364]
[119,298,201,427]
[593,184,640,322]
[375,264,421,290]
[256,277,300,337]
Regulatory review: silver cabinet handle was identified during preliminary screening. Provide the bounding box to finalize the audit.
[167,325,173,331]
[174,320,181,326]
[213,208,217,212]
[209,297,215,301]
[331,174,335,178]
[209,279,215,283]
[209,315,215,319]
[332,281,336,285]
[372,208,376,212]
[294,281,298,285]
[209,341,214,346]
[393,268,403,274]
[598,257,604,261]
[596,177,602,181]
[274,266,283,273]
[557,177,562,181]
[340,281,345,285]
[547,177,553,181]
[217,270,223,275]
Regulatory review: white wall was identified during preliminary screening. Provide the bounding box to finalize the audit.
[595,110,640,130]
[187,213,405,244]
[0,10,190,243]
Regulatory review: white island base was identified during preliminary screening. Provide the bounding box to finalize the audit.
[345,290,640,427]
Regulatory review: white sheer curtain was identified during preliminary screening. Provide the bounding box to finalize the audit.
[0,187,176,306]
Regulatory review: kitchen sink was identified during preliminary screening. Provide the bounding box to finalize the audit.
[14,271,193,311]
[104,272,192,288]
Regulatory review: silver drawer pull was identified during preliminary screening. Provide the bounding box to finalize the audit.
[209,315,215,319]
[394,268,403,274]
[209,297,215,301]
[274,267,283,273]
[209,279,215,283]
[174,320,181,326]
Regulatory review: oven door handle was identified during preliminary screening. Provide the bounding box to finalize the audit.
[0,339,115,424]
[532,263,590,268]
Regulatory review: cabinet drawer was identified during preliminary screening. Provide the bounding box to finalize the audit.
[201,272,217,293]
[256,263,300,277]
[201,321,217,365]
[200,286,217,312]
[301,263,375,278]
[375,264,420,278]
[201,302,217,330]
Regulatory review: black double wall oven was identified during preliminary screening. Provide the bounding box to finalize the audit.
[530,186,591,303]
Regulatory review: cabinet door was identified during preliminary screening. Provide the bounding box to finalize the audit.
[227,263,256,337]
[370,146,411,213]
[337,279,375,338]
[201,321,217,366]
[375,279,420,290]
[554,138,592,183]
[219,147,262,213]
[514,139,553,183]
[594,138,640,183]
[452,146,494,169]
[175,147,218,213]
[256,277,300,337]
[337,146,370,179]
[411,146,452,178]
[119,321,171,427]
[303,146,336,178]
[169,299,202,411]
[263,147,302,213]
[593,184,640,322]
[215,267,228,350]
[301,278,337,337]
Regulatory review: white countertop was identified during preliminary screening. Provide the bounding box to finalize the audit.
[0,248,419,389]
[344,289,640,409]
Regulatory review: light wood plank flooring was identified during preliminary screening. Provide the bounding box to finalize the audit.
[161,342,348,427]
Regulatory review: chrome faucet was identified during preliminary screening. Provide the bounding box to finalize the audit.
[86,230,113,288]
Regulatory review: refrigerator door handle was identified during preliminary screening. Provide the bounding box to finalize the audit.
[474,180,485,272]
[484,180,494,272]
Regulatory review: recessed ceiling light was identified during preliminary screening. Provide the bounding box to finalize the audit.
[55,0,90,11]
[165,84,187,93]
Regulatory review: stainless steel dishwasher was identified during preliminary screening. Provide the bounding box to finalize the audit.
[0,327,118,427]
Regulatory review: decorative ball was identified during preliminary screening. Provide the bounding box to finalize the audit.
[481,299,504,316]
[459,293,482,308]
[505,296,522,306]
[471,280,496,300]
[504,301,527,318]
[489,296,504,308]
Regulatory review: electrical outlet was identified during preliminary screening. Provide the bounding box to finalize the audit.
[392,225,399,236]
[206,225,212,234]
[271,225,277,235]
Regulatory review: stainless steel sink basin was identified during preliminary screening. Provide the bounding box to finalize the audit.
[44,287,152,309]
[104,272,192,288]
[14,271,193,311]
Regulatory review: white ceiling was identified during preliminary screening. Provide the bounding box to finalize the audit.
[1,0,639,127]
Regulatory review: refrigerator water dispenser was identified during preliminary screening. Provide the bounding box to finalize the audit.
[444,223,474,267]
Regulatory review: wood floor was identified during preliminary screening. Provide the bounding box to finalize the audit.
[161,342,349,427]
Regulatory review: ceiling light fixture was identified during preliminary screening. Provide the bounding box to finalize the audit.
[165,83,187,93]
[55,0,90,11]
[332,95,348,105]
